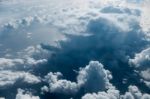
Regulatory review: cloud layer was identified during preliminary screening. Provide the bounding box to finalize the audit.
[0,0,150,99]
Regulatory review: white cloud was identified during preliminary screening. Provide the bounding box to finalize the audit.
[129,47,150,68]
[0,0,150,98]
[0,45,48,71]
[0,16,64,56]
[43,61,113,94]
[20,45,50,61]
[77,61,113,92]
[82,88,119,99]
[140,0,150,32]
[0,57,47,71]
[82,85,150,99]
[0,70,41,88]
[44,72,79,94]
[0,58,24,70]
[41,86,49,93]
[16,88,40,99]
[0,0,148,59]
[129,47,150,87]
[121,85,150,99]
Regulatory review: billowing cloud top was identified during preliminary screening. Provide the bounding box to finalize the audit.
[0,0,150,99]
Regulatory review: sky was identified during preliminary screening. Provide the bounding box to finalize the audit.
[0,0,150,99]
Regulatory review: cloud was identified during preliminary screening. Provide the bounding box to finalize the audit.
[0,0,150,99]
[82,85,150,99]
[0,70,41,88]
[121,85,150,99]
[129,47,150,69]
[140,0,150,32]
[16,88,40,99]
[100,6,141,16]
[82,88,119,99]
[0,44,49,70]
[44,72,79,94]
[0,16,64,56]
[43,61,113,95]
[42,5,149,94]
[129,47,150,87]
[77,61,113,92]
[0,58,24,70]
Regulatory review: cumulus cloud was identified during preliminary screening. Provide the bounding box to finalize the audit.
[82,85,150,99]
[44,72,79,94]
[82,88,119,99]
[0,45,49,71]
[100,6,141,16]
[140,0,150,32]
[0,58,24,70]
[0,70,41,88]
[129,47,150,87]
[121,85,150,99]
[77,61,112,92]
[43,61,113,95]
[43,5,149,94]
[0,16,64,56]
[129,47,150,69]
[16,89,40,99]
[0,0,150,99]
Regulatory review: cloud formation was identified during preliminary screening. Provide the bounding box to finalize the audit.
[121,85,150,99]
[129,47,150,88]
[43,5,149,94]
[82,88,119,99]
[16,89,40,99]
[43,61,113,95]
[82,85,150,99]
[0,70,41,88]
[0,0,150,99]
[0,16,64,56]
